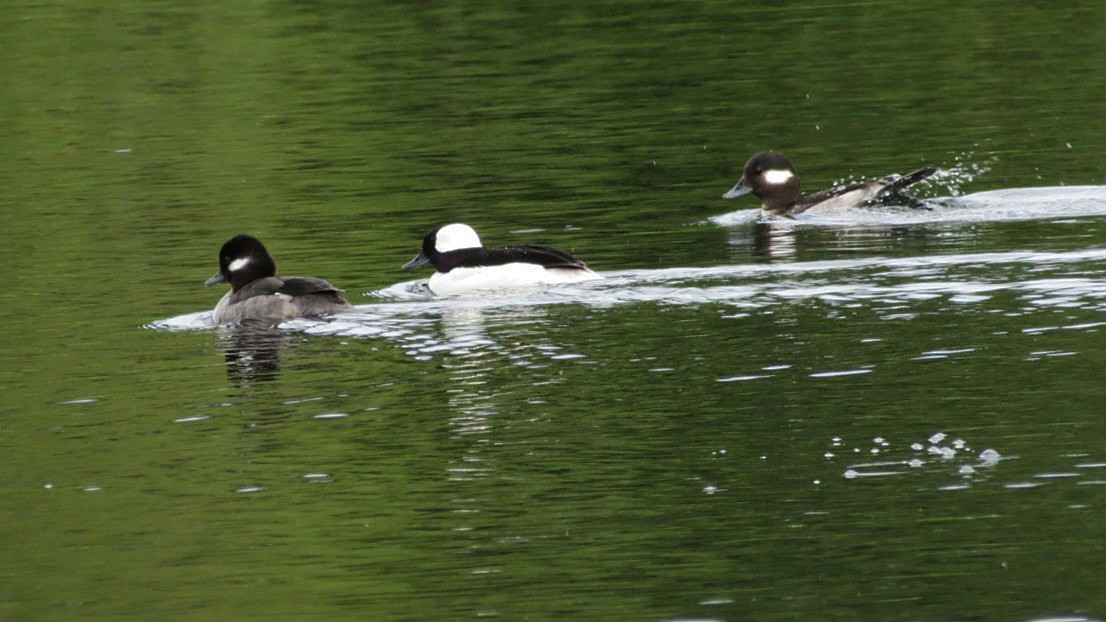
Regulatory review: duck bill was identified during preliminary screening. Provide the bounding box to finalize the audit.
[204,271,227,287]
[722,179,753,199]
[402,252,431,271]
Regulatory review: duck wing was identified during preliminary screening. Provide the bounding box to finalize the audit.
[236,276,347,301]
[791,167,939,215]
[802,181,872,205]
[790,181,884,215]
[878,167,938,196]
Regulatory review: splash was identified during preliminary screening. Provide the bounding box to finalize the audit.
[832,432,1004,481]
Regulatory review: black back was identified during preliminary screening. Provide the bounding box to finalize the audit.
[436,245,590,273]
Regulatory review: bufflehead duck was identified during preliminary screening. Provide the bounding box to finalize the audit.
[205,234,353,325]
[402,223,602,296]
[722,151,938,216]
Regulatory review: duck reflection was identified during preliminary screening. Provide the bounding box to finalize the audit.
[736,220,933,261]
[440,306,499,446]
[738,222,798,261]
[218,323,294,385]
[432,302,555,481]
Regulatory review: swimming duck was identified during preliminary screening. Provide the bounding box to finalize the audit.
[205,234,352,325]
[723,151,937,216]
[402,223,601,296]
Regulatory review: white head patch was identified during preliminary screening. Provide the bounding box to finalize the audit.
[435,223,483,252]
[763,169,795,185]
[229,257,251,273]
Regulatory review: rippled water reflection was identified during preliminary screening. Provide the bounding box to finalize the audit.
[19,180,1106,621]
[153,225,1106,506]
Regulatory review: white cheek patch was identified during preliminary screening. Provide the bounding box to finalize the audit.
[229,257,251,272]
[763,169,795,185]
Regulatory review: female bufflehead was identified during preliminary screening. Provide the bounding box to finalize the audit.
[723,151,937,216]
[402,223,602,296]
[205,234,353,325]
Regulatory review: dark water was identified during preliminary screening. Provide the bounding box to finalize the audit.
[4,2,1106,621]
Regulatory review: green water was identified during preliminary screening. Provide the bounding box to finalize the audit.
[4,2,1106,620]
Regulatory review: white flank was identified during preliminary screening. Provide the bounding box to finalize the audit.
[763,169,794,185]
[807,186,881,211]
[428,263,601,296]
[435,223,483,252]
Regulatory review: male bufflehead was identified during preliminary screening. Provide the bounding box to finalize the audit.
[402,223,602,296]
[205,234,353,325]
[722,151,938,216]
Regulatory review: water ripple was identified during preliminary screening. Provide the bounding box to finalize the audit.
[150,245,1106,364]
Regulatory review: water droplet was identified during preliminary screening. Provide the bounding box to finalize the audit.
[978,449,1002,465]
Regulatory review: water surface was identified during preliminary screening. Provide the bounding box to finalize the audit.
[4,2,1106,621]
